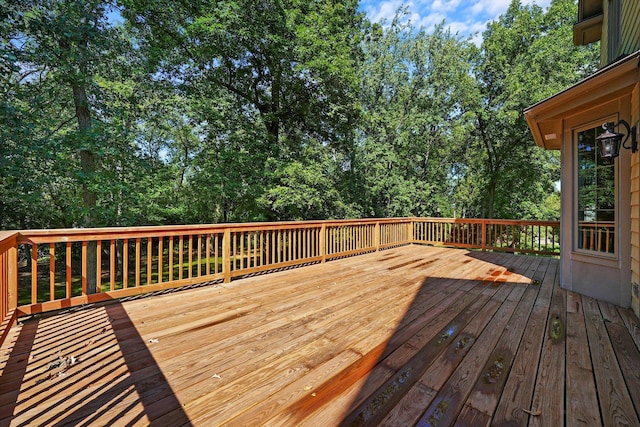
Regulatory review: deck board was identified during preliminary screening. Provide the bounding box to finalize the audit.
[565,292,601,427]
[0,245,639,426]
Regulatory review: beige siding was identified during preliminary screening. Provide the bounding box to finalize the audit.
[620,0,640,56]
[631,82,640,318]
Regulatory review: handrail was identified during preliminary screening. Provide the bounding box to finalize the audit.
[412,218,560,256]
[5,219,413,318]
[577,220,615,253]
[0,217,559,348]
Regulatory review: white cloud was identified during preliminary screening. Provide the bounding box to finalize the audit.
[428,0,463,14]
[362,0,555,45]
[470,0,512,18]
[447,20,486,36]
[362,0,406,25]
[415,12,447,30]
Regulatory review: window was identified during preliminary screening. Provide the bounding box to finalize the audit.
[576,124,616,254]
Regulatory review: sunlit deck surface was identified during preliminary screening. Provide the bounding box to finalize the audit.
[1,245,639,426]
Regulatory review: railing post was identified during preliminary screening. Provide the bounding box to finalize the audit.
[481,219,487,252]
[320,224,326,263]
[375,221,380,251]
[223,228,231,283]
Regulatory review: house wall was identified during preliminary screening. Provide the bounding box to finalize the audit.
[600,0,640,66]
[600,0,609,64]
[619,0,640,56]
[561,95,632,308]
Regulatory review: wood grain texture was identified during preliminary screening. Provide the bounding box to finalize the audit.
[583,295,639,427]
[0,246,637,426]
[565,292,601,427]
[530,269,566,427]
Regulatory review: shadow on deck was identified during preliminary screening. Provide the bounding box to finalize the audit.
[0,246,638,426]
[0,302,190,425]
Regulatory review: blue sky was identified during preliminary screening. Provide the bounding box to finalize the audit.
[359,0,552,44]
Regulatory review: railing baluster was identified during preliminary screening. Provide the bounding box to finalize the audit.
[66,242,71,298]
[96,240,102,292]
[197,234,202,277]
[31,244,37,304]
[49,243,55,301]
[158,237,163,284]
[259,231,264,267]
[206,234,210,276]
[239,232,244,270]
[123,239,129,288]
[252,232,257,267]
[110,239,116,291]
[188,235,193,278]
[223,228,231,283]
[169,237,174,282]
[135,238,141,287]
[147,237,153,285]
[81,241,87,295]
[277,230,281,264]
[232,232,237,271]
[215,234,220,274]
[178,236,184,280]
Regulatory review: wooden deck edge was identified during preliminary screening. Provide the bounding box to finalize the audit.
[0,310,17,348]
[413,241,559,256]
[230,256,324,277]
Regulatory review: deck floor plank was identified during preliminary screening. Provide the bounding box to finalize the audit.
[565,292,601,427]
[529,264,566,427]
[469,258,555,427]
[598,301,640,418]
[414,282,526,426]
[456,271,543,424]
[583,296,639,427]
[0,246,638,426]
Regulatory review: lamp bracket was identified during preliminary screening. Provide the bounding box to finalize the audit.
[615,119,638,153]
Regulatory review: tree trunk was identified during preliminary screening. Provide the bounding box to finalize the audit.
[116,240,124,281]
[485,178,496,220]
[72,82,98,293]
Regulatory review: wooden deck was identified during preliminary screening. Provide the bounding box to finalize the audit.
[0,245,639,426]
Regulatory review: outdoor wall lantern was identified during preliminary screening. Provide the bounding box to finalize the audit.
[596,120,638,159]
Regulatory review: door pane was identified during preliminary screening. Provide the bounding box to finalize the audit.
[576,126,615,254]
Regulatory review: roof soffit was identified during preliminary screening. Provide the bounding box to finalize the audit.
[525,51,640,150]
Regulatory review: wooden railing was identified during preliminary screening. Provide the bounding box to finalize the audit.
[413,218,560,256]
[578,221,615,254]
[0,217,558,347]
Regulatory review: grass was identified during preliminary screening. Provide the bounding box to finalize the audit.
[17,255,224,306]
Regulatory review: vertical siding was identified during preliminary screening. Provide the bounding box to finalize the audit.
[600,0,609,66]
[631,82,640,318]
[620,0,640,56]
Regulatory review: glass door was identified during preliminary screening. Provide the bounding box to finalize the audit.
[576,125,616,255]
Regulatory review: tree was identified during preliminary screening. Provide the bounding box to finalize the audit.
[354,14,476,218]
[467,0,599,219]
[4,0,168,289]
[122,0,361,147]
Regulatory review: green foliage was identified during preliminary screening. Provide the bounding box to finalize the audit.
[1,0,598,230]
[353,15,477,218]
[462,0,599,219]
